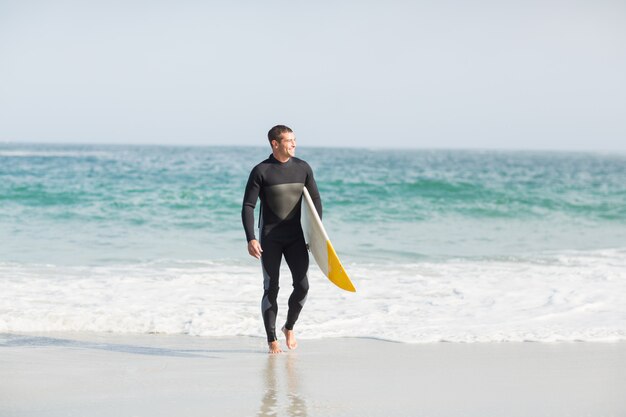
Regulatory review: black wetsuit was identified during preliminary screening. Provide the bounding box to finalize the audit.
[242,154,322,343]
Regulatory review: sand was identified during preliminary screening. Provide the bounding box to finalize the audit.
[1,332,625,417]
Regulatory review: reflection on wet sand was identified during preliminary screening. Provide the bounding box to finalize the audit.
[257,353,307,417]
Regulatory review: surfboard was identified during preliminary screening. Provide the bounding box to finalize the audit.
[301,186,356,292]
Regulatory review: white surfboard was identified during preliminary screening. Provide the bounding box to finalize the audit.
[301,187,356,292]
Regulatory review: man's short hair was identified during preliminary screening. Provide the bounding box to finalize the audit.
[268,125,293,144]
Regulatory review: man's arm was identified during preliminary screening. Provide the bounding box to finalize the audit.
[242,168,261,243]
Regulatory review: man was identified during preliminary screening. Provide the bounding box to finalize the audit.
[242,125,322,354]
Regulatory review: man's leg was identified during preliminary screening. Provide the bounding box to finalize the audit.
[260,238,282,351]
[282,234,309,349]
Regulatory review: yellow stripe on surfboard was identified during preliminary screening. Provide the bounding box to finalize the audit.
[327,240,356,292]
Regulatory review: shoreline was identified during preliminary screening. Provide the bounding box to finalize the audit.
[2,332,625,416]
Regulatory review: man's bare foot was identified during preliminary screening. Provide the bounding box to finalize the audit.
[268,340,282,354]
[282,326,298,350]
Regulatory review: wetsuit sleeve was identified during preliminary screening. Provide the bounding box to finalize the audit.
[242,168,261,242]
[304,163,322,220]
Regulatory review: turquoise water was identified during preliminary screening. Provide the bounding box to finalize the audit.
[2,143,626,341]
[1,144,625,265]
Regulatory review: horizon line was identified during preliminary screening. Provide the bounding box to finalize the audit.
[1,140,625,155]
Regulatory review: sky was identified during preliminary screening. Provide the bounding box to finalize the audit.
[1,0,625,150]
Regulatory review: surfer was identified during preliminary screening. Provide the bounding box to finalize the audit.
[242,125,322,354]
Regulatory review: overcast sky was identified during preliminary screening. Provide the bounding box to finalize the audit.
[1,0,625,150]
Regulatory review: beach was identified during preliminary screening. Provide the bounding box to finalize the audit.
[2,0,626,413]
[2,332,625,417]
[1,146,625,416]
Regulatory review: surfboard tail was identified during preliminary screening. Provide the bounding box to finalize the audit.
[326,241,356,292]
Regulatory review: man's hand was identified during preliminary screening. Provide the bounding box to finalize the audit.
[248,239,263,259]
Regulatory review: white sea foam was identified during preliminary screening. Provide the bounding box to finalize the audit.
[1,249,625,343]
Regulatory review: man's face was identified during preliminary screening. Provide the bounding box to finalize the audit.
[273,131,296,159]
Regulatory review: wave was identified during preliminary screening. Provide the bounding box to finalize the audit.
[1,249,624,343]
[323,178,626,221]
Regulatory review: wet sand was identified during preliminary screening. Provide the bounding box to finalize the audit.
[1,332,625,416]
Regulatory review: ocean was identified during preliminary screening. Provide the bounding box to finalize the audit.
[1,143,625,342]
